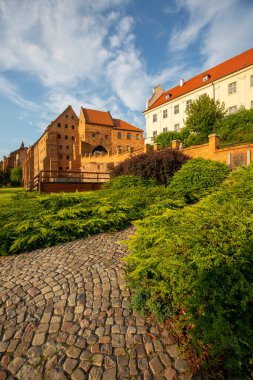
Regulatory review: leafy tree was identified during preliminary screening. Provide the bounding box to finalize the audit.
[10,166,22,186]
[185,94,226,139]
[154,128,190,148]
[111,149,189,186]
[0,169,9,186]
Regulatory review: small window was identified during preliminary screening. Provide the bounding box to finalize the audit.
[153,131,157,137]
[163,109,168,118]
[105,134,109,140]
[228,82,236,94]
[71,115,74,120]
[57,122,61,128]
[136,134,139,140]
[72,125,75,129]
[59,154,63,159]
[66,155,70,160]
[186,99,192,110]
[92,133,96,138]
[59,145,62,149]
[65,114,68,119]
[65,124,68,128]
[127,133,131,140]
[174,123,180,131]
[163,127,168,133]
[59,167,63,171]
[174,105,179,114]
[65,135,68,140]
[66,167,69,170]
[165,94,171,100]
[57,134,61,139]
[203,74,210,82]
[66,145,69,149]
[118,132,122,139]
[153,114,157,122]
[228,106,237,114]
[71,136,75,141]
[117,145,122,150]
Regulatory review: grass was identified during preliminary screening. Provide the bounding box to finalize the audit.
[0,187,24,205]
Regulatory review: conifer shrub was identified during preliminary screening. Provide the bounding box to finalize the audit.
[112,149,189,186]
[167,158,230,203]
[126,164,253,378]
[102,175,158,190]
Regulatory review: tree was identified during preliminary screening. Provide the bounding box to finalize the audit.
[10,166,22,186]
[0,169,9,187]
[185,94,226,138]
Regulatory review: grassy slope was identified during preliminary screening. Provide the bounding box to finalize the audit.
[0,188,24,205]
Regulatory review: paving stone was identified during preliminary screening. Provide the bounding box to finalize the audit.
[0,228,191,379]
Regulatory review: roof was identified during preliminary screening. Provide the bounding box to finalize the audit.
[146,47,253,112]
[113,118,143,132]
[81,107,114,126]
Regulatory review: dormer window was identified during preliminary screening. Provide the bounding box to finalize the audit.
[203,74,210,82]
[165,93,171,100]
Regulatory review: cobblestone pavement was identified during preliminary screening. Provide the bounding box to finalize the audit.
[0,228,191,380]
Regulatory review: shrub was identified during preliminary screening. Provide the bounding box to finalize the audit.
[102,175,158,190]
[168,158,230,203]
[112,149,189,186]
[154,128,190,148]
[10,166,22,186]
[126,164,253,378]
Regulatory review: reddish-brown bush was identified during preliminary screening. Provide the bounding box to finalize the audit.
[112,148,189,186]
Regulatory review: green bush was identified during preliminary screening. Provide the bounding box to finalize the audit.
[102,175,158,190]
[155,128,190,148]
[168,158,230,203]
[126,164,253,378]
[10,166,22,186]
[112,148,189,186]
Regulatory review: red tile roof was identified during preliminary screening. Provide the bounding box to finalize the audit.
[146,48,253,111]
[113,118,143,132]
[82,107,114,126]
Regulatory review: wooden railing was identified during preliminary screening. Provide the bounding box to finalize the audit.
[25,170,111,191]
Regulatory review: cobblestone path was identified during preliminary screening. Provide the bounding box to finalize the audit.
[0,228,191,380]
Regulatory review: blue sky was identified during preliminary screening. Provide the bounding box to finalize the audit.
[0,0,253,160]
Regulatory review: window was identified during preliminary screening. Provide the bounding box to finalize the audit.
[174,105,179,114]
[186,99,192,110]
[71,136,75,141]
[92,133,97,138]
[71,115,74,120]
[117,145,122,150]
[136,134,139,140]
[127,133,131,140]
[165,94,171,100]
[59,154,63,159]
[65,124,68,129]
[163,109,168,118]
[66,145,70,149]
[66,155,70,160]
[59,167,63,171]
[153,131,157,137]
[59,145,62,149]
[105,134,109,140]
[228,82,236,94]
[228,106,237,114]
[65,114,68,119]
[57,123,61,128]
[118,132,122,139]
[57,134,61,139]
[153,114,157,122]
[163,127,168,133]
[203,74,210,82]
[66,167,69,171]
[174,123,180,131]
[65,135,68,140]
[72,125,75,129]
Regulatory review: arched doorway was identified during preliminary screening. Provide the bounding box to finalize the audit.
[92,145,108,154]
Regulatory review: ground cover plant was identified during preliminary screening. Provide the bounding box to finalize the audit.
[126,164,253,379]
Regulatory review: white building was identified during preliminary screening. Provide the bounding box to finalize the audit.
[144,48,253,143]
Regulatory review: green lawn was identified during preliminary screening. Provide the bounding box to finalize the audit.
[0,187,24,205]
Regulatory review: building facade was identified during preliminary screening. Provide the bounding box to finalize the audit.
[0,142,28,172]
[23,106,144,188]
[144,48,253,143]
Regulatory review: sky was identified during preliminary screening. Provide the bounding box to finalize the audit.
[0,0,253,160]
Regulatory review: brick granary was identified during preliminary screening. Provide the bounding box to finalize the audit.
[23,106,144,188]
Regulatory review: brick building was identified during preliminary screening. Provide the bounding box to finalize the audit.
[0,142,28,172]
[23,106,144,188]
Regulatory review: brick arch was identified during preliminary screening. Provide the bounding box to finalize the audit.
[92,145,108,154]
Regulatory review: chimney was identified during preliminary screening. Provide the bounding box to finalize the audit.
[180,78,184,87]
